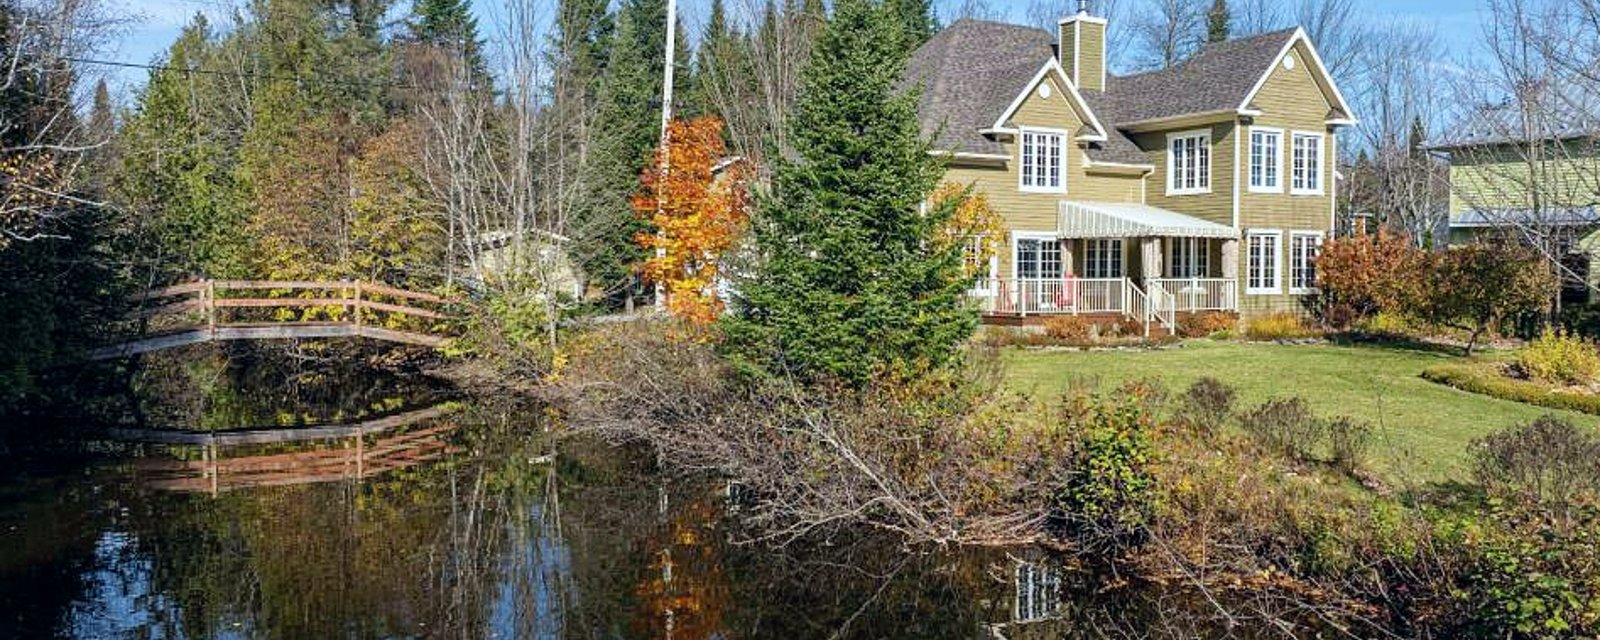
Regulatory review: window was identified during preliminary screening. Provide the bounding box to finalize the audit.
[1289,232,1323,293]
[1291,132,1324,194]
[1248,128,1283,192]
[964,235,997,296]
[1015,236,1063,280]
[1247,231,1281,294]
[1019,130,1065,192]
[1166,238,1210,278]
[1014,562,1063,622]
[1167,130,1212,195]
[1083,239,1123,278]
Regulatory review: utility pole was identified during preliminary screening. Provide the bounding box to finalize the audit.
[654,0,678,312]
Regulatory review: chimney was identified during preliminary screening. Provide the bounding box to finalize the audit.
[1059,4,1107,92]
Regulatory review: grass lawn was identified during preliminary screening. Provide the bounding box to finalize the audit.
[1003,340,1599,484]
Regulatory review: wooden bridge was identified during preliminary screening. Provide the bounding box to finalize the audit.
[90,279,460,361]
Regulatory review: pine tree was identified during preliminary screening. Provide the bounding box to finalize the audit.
[689,0,730,118]
[722,0,976,385]
[1206,0,1230,44]
[884,0,936,54]
[577,0,669,303]
[411,0,487,80]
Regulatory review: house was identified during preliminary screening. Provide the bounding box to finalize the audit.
[1429,85,1600,304]
[902,9,1355,329]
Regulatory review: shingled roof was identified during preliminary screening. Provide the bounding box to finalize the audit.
[903,20,1309,167]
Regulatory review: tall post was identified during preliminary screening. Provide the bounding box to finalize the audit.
[206,280,216,335]
[354,281,364,328]
[653,0,678,313]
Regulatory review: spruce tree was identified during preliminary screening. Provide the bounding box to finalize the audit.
[411,0,487,80]
[884,0,936,54]
[722,0,975,385]
[577,0,669,303]
[1206,0,1230,44]
[689,0,730,118]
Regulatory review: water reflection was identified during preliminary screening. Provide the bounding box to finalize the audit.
[2,367,1331,638]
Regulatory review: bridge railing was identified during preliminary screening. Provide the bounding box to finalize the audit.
[127,279,460,341]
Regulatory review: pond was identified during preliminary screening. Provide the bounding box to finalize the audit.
[0,350,1313,639]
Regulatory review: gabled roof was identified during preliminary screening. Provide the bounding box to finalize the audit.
[903,21,1353,166]
[901,20,1057,156]
[1086,29,1300,126]
[1430,81,1600,149]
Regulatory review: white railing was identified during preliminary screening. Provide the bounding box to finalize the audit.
[977,278,1128,316]
[1146,278,1238,312]
[1146,284,1177,331]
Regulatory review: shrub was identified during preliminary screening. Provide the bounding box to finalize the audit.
[1175,377,1236,434]
[1059,390,1158,550]
[1327,417,1373,474]
[1354,311,1416,337]
[1517,330,1600,386]
[1245,312,1319,341]
[1240,397,1324,461]
[1042,316,1092,342]
[1177,311,1237,339]
[1423,362,1600,416]
[1471,416,1600,509]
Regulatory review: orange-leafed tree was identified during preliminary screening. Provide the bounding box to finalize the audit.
[632,116,750,326]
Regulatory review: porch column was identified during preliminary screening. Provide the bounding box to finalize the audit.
[1221,238,1240,279]
[1062,239,1075,277]
[1141,238,1161,282]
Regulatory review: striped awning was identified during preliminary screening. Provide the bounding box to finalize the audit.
[1057,201,1237,239]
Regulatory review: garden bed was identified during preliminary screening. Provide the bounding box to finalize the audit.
[1421,360,1600,416]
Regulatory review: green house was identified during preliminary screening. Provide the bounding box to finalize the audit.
[902,9,1355,330]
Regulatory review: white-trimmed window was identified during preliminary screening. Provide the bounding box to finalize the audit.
[1166,237,1209,278]
[1083,238,1123,278]
[965,235,998,296]
[1291,132,1324,195]
[1247,230,1282,294]
[1015,235,1063,280]
[1248,128,1283,192]
[1289,231,1323,294]
[1019,129,1066,192]
[1167,130,1211,195]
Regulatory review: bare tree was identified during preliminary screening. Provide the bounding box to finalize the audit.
[1442,0,1600,312]
[945,0,1004,23]
[1342,21,1450,242]
[1128,0,1203,71]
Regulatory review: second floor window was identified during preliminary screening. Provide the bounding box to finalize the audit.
[1249,128,1282,192]
[1291,132,1324,194]
[1019,130,1065,192]
[1168,131,1211,195]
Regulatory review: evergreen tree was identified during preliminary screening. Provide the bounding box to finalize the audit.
[1408,115,1429,159]
[689,0,731,118]
[722,0,975,385]
[577,0,669,303]
[1206,0,1230,44]
[884,0,936,54]
[411,0,487,80]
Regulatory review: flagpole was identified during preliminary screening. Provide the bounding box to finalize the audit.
[654,0,678,312]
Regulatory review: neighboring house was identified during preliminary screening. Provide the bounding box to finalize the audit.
[1429,87,1600,303]
[902,10,1355,329]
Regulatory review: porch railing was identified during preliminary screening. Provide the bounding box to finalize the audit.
[1146,278,1238,312]
[977,278,1128,317]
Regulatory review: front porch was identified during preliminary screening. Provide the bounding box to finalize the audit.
[973,202,1242,330]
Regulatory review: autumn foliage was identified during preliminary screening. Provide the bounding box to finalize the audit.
[1314,228,1422,322]
[928,182,1003,282]
[633,116,750,326]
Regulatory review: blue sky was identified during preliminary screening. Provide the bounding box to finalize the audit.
[99,0,1491,98]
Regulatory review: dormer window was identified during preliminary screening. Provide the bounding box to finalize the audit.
[1167,129,1212,195]
[1019,129,1066,193]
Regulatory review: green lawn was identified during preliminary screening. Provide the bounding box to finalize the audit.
[1003,340,1599,484]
